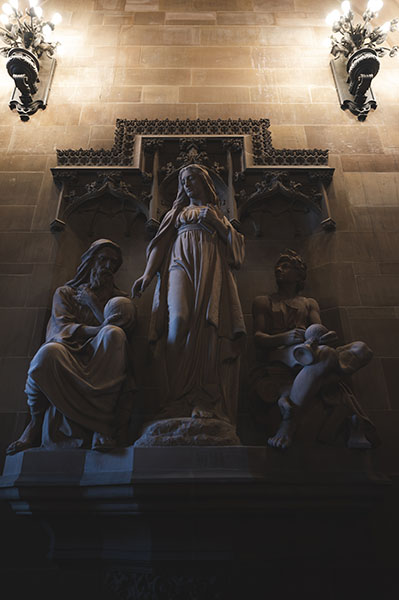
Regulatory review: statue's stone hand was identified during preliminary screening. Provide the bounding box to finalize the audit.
[76,284,96,307]
[131,274,151,298]
[283,328,306,346]
[318,330,339,346]
[199,206,220,227]
[104,312,122,325]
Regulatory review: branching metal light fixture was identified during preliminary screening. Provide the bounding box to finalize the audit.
[0,0,61,121]
[326,0,398,120]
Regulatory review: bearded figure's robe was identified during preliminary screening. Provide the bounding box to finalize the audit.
[26,285,136,448]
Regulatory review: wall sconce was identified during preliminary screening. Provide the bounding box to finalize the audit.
[326,1,398,121]
[0,0,61,121]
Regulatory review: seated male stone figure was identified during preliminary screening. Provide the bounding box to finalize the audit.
[252,249,377,450]
[7,239,136,455]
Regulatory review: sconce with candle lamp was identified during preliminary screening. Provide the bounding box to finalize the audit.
[327,0,398,121]
[0,0,61,121]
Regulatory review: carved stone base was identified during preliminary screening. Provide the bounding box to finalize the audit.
[134,418,241,447]
[104,570,226,600]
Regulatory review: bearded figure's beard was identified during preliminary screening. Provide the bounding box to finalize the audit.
[89,266,113,290]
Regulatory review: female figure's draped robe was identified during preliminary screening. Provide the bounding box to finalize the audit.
[147,203,246,424]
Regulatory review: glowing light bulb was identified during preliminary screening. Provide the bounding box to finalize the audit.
[34,5,42,18]
[51,12,62,25]
[326,10,340,27]
[42,23,52,39]
[367,0,383,12]
[2,3,13,15]
[0,13,8,24]
[29,0,38,6]
[341,1,351,14]
[380,21,390,33]
[9,0,18,9]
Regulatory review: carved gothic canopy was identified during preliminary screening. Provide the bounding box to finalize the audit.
[51,118,335,237]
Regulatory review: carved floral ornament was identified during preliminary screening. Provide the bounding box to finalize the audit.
[51,118,335,237]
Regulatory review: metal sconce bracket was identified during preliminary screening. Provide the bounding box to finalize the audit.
[330,57,377,122]
[325,2,399,122]
[9,52,56,122]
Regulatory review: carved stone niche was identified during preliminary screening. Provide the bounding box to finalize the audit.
[51,118,335,238]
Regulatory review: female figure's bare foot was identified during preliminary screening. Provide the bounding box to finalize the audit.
[267,419,297,450]
[191,406,215,419]
[6,415,43,455]
[91,431,117,452]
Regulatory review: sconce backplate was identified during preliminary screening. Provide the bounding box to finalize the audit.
[9,53,56,122]
[330,57,377,122]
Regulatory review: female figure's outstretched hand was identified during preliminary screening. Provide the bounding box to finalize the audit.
[131,274,152,298]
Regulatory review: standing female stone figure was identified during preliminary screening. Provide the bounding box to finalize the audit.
[132,164,246,427]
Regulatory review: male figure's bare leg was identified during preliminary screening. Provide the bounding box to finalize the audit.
[289,346,338,407]
[6,412,45,455]
[268,347,338,450]
[267,396,297,449]
[7,376,49,455]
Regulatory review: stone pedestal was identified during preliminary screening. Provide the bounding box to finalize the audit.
[0,444,387,493]
[0,446,390,599]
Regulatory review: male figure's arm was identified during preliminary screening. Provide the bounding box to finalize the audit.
[43,285,103,344]
[308,297,322,325]
[253,296,305,350]
[307,297,338,346]
[76,285,105,322]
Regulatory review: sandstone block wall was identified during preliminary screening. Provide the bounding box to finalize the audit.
[0,0,398,471]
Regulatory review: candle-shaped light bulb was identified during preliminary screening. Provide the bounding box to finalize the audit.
[9,0,18,10]
[51,12,62,25]
[367,0,383,12]
[42,23,52,39]
[29,0,38,7]
[326,10,340,27]
[0,12,8,24]
[341,1,351,14]
[2,3,13,15]
[33,5,42,18]
[380,21,390,33]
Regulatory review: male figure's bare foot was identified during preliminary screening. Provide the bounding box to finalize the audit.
[277,395,294,420]
[191,406,215,419]
[6,415,43,455]
[267,419,297,450]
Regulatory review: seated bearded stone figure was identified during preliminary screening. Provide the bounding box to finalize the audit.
[252,249,378,450]
[6,239,136,455]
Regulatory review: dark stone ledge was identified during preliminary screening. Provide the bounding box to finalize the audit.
[0,446,389,517]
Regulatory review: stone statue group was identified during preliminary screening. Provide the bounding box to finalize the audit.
[6,164,377,456]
